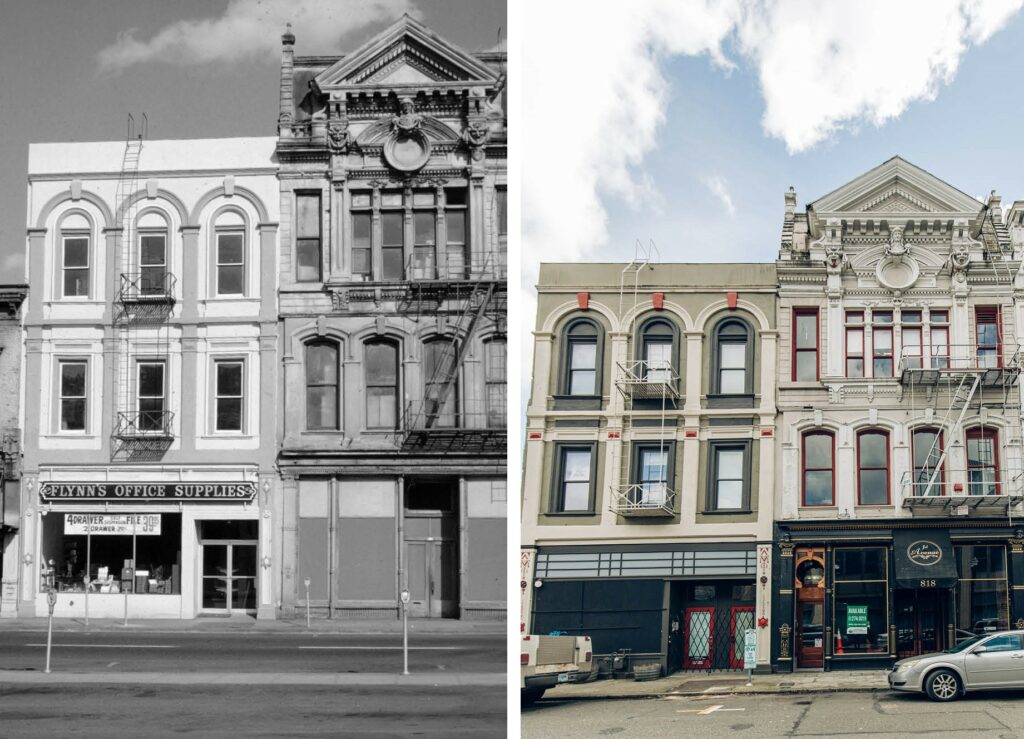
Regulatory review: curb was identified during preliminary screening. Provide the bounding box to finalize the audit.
[0,670,507,687]
[544,685,888,701]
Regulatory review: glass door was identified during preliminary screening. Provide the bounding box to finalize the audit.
[684,607,714,669]
[201,543,257,613]
[730,607,754,669]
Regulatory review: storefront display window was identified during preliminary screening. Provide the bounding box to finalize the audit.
[41,512,182,595]
[955,544,1008,635]
[833,547,889,654]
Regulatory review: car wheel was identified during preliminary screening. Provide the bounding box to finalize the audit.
[924,669,961,702]
[521,687,545,706]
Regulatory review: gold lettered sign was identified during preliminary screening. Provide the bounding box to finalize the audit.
[40,482,256,503]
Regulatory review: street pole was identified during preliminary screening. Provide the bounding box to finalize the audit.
[304,577,311,630]
[84,514,91,628]
[400,589,410,676]
[44,561,56,674]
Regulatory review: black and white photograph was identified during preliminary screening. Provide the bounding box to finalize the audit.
[0,1,506,736]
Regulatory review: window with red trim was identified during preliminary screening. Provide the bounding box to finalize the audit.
[929,310,949,369]
[857,430,890,505]
[793,308,819,381]
[900,310,922,370]
[802,431,834,506]
[871,311,893,377]
[975,306,1001,368]
[845,311,864,378]
[911,427,943,497]
[966,427,1000,495]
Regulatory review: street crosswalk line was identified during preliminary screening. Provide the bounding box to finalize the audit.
[297,646,465,650]
[26,643,177,648]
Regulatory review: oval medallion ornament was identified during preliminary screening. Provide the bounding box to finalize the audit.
[907,540,942,566]
[384,130,430,172]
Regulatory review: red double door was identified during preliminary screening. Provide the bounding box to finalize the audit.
[683,606,754,670]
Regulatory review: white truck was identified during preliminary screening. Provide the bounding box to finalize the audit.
[520,633,593,705]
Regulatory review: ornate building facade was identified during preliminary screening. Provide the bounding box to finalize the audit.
[273,17,507,619]
[772,158,1024,670]
[521,263,777,675]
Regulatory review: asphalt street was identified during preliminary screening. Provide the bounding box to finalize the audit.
[0,629,501,674]
[0,683,505,738]
[521,690,1024,738]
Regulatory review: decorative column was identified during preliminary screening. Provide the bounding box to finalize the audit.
[178,329,198,452]
[774,538,795,672]
[179,225,201,322]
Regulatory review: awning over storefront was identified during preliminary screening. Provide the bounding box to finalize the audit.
[892,528,958,589]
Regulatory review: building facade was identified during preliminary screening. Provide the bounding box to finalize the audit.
[273,17,507,620]
[772,158,1024,671]
[15,137,280,619]
[521,263,777,675]
[0,286,29,617]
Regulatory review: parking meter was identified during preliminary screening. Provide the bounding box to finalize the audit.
[304,577,312,630]
[400,589,410,607]
[400,589,410,675]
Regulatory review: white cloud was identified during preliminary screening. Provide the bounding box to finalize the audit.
[702,174,737,216]
[97,0,417,73]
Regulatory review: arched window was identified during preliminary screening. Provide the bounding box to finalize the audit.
[911,427,944,497]
[712,319,752,395]
[423,337,458,427]
[484,337,506,428]
[857,430,890,505]
[966,427,1000,495]
[137,211,169,296]
[802,431,834,506]
[305,340,339,430]
[563,319,600,396]
[214,209,246,296]
[639,318,674,382]
[59,212,92,299]
[365,339,399,429]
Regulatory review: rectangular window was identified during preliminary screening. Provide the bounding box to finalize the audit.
[365,341,398,429]
[708,441,749,511]
[872,311,893,377]
[139,232,167,295]
[351,193,372,279]
[62,234,90,298]
[845,311,864,378]
[136,361,166,433]
[634,444,670,508]
[496,186,507,237]
[802,432,834,506]
[857,430,889,505]
[929,310,949,369]
[412,191,436,279]
[955,545,1009,635]
[295,192,322,282]
[216,231,245,295]
[976,306,1001,368]
[484,339,506,428]
[833,547,889,655]
[967,428,999,495]
[554,445,594,513]
[445,188,468,279]
[912,428,944,497]
[59,360,87,431]
[381,208,404,281]
[215,360,244,432]
[793,309,818,381]
[900,310,922,370]
[568,342,597,395]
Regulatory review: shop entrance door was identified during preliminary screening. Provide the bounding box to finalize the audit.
[797,602,824,668]
[199,521,257,615]
[403,480,459,619]
[896,588,946,658]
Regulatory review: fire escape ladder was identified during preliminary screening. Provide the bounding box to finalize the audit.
[917,373,980,496]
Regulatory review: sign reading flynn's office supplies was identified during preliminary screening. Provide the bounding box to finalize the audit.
[40,482,257,503]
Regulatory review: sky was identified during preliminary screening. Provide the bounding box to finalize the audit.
[520,0,1024,406]
[0,0,506,283]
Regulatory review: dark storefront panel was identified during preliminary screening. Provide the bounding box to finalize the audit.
[532,579,664,655]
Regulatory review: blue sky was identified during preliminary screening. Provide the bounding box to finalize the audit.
[597,10,1024,265]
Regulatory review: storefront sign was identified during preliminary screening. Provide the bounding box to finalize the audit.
[743,629,757,669]
[847,604,869,635]
[41,482,257,503]
[906,540,943,566]
[65,513,161,536]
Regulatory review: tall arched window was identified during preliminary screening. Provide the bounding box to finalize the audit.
[305,340,339,430]
[802,431,834,506]
[213,209,246,296]
[639,318,675,382]
[911,427,944,497]
[58,212,92,299]
[563,319,600,396]
[365,339,399,429]
[484,337,506,428]
[423,337,458,427]
[857,430,890,505]
[137,211,169,296]
[712,319,752,395]
[967,427,1000,495]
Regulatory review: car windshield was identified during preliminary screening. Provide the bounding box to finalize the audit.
[943,635,986,653]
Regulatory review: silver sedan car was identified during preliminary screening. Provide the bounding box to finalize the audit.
[889,630,1024,701]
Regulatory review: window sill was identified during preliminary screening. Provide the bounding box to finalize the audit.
[854,504,895,510]
[798,505,838,511]
[781,381,827,389]
[700,508,753,515]
[545,511,597,517]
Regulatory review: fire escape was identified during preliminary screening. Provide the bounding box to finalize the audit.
[111,115,177,461]
[899,332,1023,515]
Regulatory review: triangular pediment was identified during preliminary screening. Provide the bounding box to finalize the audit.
[810,157,983,218]
[317,15,497,89]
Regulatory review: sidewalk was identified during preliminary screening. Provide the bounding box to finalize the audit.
[0,615,506,636]
[547,669,891,700]
[0,669,506,687]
